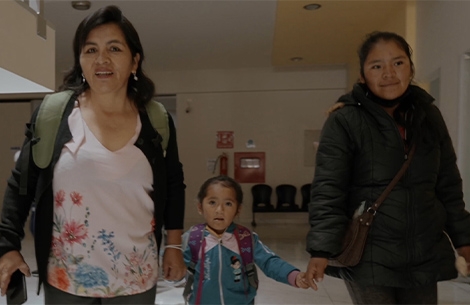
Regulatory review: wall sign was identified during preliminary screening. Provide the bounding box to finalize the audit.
[216,131,234,148]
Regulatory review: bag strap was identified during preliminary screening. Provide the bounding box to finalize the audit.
[187,224,206,270]
[234,225,258,289]
[33,90,74,169]
[368,144,416,214]
[234,225,254,266]
[183,224,205,304]
[145,100,169,152]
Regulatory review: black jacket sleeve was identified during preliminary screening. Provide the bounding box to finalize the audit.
[163,114,185,230]
[306,109,355,257]
[0,112,40,256]
[429,105,470,247]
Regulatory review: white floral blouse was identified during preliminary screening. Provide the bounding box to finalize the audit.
[47,102,159,297]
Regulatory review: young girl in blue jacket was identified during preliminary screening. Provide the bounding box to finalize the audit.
[183,176,309,305]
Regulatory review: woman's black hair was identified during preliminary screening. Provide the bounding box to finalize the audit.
[59,5,155,109]
[358,31,415,81]
[197,175,243,205]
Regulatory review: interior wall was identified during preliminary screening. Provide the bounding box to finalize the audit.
[177,89,344,226]
[0,0,55,91]
[151,67,345,94]
[415,1,470,208]
[151,68,347,226]
[415,1,470,143]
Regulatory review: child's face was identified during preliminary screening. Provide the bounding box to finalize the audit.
[198,183,241,235]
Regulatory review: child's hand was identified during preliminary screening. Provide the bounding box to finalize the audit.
[295,272,309,289]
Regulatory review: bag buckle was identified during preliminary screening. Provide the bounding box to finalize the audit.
[366,207,377,216]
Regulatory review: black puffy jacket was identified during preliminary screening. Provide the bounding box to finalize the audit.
[306,84,470,287]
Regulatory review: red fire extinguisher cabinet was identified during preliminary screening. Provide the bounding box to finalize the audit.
[234,152,265,183]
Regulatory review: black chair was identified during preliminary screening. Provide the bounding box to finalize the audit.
[300,183,311,212]
[251,184,274,226]
[275,184,299,211]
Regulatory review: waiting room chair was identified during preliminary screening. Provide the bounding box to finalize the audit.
[251,184,274,226]
[275,184,299,211]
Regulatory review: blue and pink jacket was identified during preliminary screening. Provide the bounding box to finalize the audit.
[183,222,300,305]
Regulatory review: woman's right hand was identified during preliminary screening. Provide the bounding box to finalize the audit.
[305,257,328,291]
[0,250,30,296]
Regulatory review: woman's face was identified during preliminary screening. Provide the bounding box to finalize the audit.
[360,40,413,100]
[80,23,139,95]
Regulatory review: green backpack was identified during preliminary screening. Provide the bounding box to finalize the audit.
[32,90,170,169]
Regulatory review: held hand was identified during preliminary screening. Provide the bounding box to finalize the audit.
[0,250,31,296]
[305,257,328,291]
[162,247,187,281]
[295,272,309,289]
[456,245,470,275]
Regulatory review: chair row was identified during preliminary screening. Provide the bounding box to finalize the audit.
[251,183,311,226]
[251,183,311,213]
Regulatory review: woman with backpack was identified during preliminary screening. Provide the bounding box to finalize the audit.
[0,5,186,304]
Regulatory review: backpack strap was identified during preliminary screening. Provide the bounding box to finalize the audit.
[182,224,258,304]
[145,100,169,153]
[187,224,206,272]
[234,225,258,289]
[183,224,206,304]
[32,90,74,169]
[32,94,168,170]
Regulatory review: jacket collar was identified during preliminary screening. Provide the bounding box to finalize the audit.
[337,84,434,124]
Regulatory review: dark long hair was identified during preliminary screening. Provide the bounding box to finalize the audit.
[59,5,155,109]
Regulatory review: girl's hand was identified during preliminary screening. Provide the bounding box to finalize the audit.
[295,272,309,289]
[456,245,470,276]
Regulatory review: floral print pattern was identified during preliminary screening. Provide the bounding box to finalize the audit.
[48,190,158,296]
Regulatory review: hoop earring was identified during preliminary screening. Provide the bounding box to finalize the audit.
[133,72,138,81]
[82,73,86,83]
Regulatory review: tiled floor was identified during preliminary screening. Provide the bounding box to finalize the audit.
[3,223,470,304]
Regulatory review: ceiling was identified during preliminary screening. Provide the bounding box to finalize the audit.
[42,0,408,81]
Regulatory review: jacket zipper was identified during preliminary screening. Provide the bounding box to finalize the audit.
[218,239,225,305]
[402,109,415,280]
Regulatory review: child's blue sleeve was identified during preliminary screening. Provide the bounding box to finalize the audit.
[252,232,299,285]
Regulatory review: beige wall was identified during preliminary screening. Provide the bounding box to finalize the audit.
[151,67,347,226]
[415,1,470,142]
[415,1,470,208]
[0,0,55,91]
[177,89,344,226]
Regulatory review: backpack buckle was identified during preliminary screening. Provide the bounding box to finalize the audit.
[245,263,258,289]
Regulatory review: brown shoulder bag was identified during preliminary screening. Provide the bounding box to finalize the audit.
[328,145,416,267]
